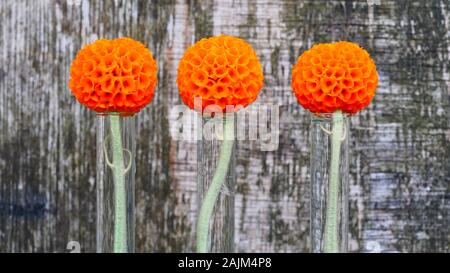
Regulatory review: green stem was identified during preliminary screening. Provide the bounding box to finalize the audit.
[323,110,344,253]
[196,115,235,253]
[110,114,127,253]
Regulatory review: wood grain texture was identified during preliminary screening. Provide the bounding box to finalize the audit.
[0,0,449,252]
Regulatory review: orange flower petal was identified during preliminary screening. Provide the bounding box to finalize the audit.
[177,35,263,112]
[69,37,158,114]
[292,41,378,114]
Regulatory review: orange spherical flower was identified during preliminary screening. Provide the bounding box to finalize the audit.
[69,38,158,114]
[291,41,378,114]
[177,35,263,112]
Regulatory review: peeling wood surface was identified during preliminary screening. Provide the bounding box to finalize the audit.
[0,0,449,253]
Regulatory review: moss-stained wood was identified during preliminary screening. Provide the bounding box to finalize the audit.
[0,0,449,252]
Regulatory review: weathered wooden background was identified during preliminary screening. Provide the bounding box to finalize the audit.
[0,0,449,253]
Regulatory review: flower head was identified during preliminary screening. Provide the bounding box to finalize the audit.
[177,35,263,112]
[291,41,378,114]
[69,38,158,114]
